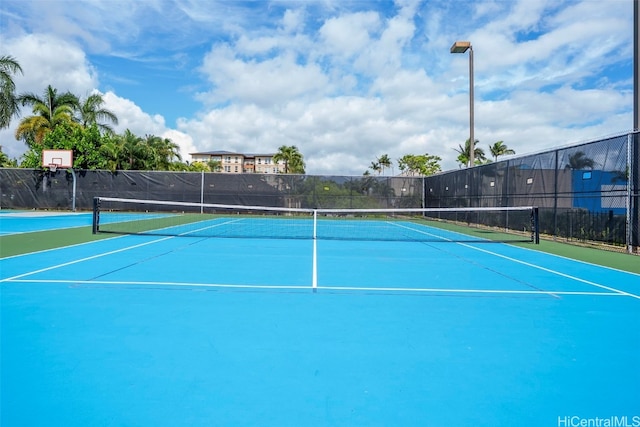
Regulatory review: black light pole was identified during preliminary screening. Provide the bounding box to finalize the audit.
[451,41,474,168]
[635,0,639,132]
[633,0,639,251]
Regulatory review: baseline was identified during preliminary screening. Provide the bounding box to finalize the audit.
[390,221,639,300]
[3,278,626,298]
[458,242,640,300]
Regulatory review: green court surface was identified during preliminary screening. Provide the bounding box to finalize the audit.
[2,224,638,274]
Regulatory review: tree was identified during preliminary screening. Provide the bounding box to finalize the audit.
[99,138,121,172]
[0,150,10,167]
[0,55,23,129]
[43,123,110,169]
[565,151,596,170]
[489,140,515,162]
[207,159,222,172]
[377,154,392,175]
[117,129,150,170]
[188,161,211,172]
[273,145,305,174]
[0,146,17,167]
[454,138,486,168]
[18,123,112,169]
[397,153,442,176]
[16,85,79,146]
[77,92,118,134]
[369,161,381,175]
[144,134,181,170]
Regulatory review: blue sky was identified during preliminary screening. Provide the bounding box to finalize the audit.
[0,0,634,174]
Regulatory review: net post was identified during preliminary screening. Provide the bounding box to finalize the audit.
[313,210,317,239]
[92,197,100,234]
[532,207,540,244]
[312,210,318,291]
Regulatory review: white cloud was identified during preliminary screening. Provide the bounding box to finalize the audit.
[353,12,416,76]
[0,0,633,176]
[281,9,305,34]
[319,12,381,58]
[103,92,196,160]
[3,34,98,96]
[102,92,166,134]
[0,33,190,162]
[161,129,197,162]
[471,0,630,91]
[179,95,468,175]
[198,45,330,107]
[0,33,99,160]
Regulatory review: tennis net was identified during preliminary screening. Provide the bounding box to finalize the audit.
[92,197,539,243]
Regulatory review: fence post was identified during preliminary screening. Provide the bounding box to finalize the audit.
[200,171,204,214]
[632,131,639,252]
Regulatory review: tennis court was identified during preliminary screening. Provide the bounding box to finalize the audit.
[1,208,639,427]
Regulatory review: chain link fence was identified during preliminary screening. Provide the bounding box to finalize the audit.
[423,132,639,252]
[0,169,424,212]
[1,132,638,252]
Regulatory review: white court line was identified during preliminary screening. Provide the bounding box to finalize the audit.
[3,219,638,300]
[512,242,640,277]
[457,242,640,300]
[0,233,128,260]
[0,211,88,217]
[1,235,177,282]
[0,218,252,283]
[7,279,312,291]
[391,222,640,300]
[3,278,626,296]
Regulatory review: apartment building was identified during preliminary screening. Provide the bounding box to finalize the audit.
[190,150,286,174]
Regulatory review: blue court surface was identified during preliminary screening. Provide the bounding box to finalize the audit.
[1,214,639,427]
[0,211,93,235]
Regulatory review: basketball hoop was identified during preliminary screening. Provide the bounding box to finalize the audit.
[42,150,72,171]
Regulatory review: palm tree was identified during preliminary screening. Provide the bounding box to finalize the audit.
[0,55,23,129]
[377,154,392,175]
[369,161,381,175]
[117,129,147,170]
[489,140,515,162]
[565,151,596,170]
[208,159,222,172]
[16,85,79,146]
[454,138,485,168]
[273,145,305,174]
[0,145,16,167]
[99,138,121,172]
[144,134,182,170]
[77,92,118,134]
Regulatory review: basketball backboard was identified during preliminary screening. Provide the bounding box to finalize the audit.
[42,150,73,170]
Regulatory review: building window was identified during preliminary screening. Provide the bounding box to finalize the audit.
[225,156,231,163]
[234,166,238,172]
[225,166,230,172]
[235,156,239,163]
